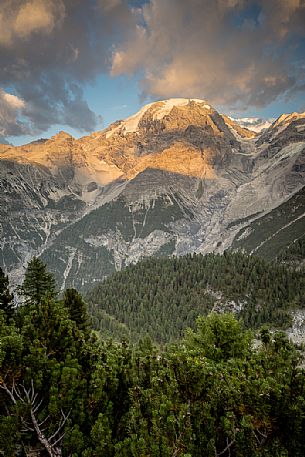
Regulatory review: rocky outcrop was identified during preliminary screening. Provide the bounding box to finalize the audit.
[1,98,305,289]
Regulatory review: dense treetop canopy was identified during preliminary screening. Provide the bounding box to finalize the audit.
[87,252,305,343]
[0,255,304,456]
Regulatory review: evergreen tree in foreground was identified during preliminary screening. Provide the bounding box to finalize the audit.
[0,267,14,320]
[22,257,57,305]
[63,288,91,334]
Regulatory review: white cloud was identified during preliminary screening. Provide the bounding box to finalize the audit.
[2,92,25,110]
[0,89,27,136]
[0,0,65,47]
[0,0,137,136]
[111,0,305,109]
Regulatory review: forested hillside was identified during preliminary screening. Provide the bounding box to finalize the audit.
[1,260,305,456]
[87,252,305,343]
[278,234,305,266]
[231,186,305,259]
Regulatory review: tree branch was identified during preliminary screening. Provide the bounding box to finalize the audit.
[216,437,235,457]
[0,379,69,457]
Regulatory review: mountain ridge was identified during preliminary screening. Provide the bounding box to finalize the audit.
[1,99,305,289]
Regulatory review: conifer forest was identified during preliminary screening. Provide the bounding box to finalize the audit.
[1,254,305,456]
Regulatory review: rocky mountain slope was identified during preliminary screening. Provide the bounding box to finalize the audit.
[1,98,305,290]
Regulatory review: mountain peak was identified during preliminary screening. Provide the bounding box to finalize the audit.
[150,97,211,111]
[131,98,212,123]
[50,131,74,141]
[106,98,213,138]
[2,97,305,293]
[266,112,305,135]
[229,116,273,133]
[275,111,305,125]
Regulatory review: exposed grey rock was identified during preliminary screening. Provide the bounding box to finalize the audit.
[1,98,305,291]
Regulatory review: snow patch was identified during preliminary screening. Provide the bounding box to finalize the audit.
[106,98,210,137]
[230,116,274,133]
[153,98,211,120]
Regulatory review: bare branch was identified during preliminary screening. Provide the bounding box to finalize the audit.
[12,382,24,403]
[31,379,36,402]
[0,382,17,405]
[256,429,267,439]
[1,379,68,457]
[48,409,71,443]
[52,433,65,448]
[33,397,44,413]
[21,416,35,432]
[252,428,268,447]
[38,414,50,428]
[216,438,236,457]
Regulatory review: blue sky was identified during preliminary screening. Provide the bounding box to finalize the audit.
[1,0,305,146]
[9,74,146,145]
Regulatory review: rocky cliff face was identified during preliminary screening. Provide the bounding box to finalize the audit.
[1,98,305,290]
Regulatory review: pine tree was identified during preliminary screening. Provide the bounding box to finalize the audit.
[22,257,56,305]
[63,288,90,334]
[0,267,14,320]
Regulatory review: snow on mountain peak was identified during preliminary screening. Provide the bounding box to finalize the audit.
[230,117,274,133]
[106,98,211,137]
[152,98,211,118]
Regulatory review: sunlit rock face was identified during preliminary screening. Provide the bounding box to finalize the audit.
[1,98,305,290]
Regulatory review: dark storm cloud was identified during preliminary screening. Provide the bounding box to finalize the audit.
[0,0,136,137]
[2,0,305,140]
[111,0,305,110]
